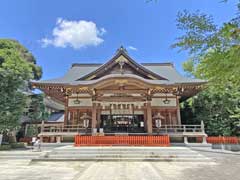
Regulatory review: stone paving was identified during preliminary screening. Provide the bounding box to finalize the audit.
[0,151,239,180]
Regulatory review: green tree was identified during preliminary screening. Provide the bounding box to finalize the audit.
[28,94,49,122]
[0,39,42,135]
[173,2,240,136]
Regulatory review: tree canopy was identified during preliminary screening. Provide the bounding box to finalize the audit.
[0,39,42,132]
[173,8,240,89]
[173,1,240,136]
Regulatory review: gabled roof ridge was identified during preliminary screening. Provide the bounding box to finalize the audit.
[71,63,102,67]
[78,47,168,80]
[71,62,174,68]
[141,62,174,67]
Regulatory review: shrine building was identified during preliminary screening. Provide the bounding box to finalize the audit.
[32,47,207,143]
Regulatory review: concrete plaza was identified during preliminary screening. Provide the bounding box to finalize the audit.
[0,151,239,180]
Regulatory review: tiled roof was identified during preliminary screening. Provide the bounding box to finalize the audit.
[34,62,205,85]
[32,48,206,86]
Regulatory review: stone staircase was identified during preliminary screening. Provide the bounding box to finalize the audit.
[33,146,212,162]
[0,150,42,160]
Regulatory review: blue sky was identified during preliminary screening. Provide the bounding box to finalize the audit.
[0,0,237,80]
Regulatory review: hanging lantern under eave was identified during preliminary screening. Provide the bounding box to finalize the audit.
[138,104,141,109]
[120,104,123,109]
[74,99,81,104]
[74,92,81,104]
[163,94,171,104]
[111,104,114,110]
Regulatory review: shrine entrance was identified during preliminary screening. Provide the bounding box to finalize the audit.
[100,114,145,133]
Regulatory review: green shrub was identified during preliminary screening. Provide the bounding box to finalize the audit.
[10,142,25,149]
[26,124,39,137]
[0,145,11,151]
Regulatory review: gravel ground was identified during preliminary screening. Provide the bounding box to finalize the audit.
[0,151,239,180]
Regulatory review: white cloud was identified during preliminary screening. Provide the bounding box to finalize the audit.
[127,46,138,51]
[41,18,106,49]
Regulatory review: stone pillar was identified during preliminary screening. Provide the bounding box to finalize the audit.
[201,121,207,144]
[202,136,207,144]
[56,136,61,143]
[146,101,153,134]
[176,96,181,125]
[91,102,97,129]
[41,121,44,133]
[24,124,28,136]
[39,136,43,143]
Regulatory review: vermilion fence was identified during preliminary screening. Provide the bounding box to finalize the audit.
[75,135,170,146]
[207,136,239,144]
[19,137,32,144]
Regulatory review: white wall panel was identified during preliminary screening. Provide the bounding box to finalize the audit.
[68,98,92,107]
[151,98,177,107]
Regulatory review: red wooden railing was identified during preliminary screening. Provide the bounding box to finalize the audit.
[75,135,170,146]
[207,136,238,144]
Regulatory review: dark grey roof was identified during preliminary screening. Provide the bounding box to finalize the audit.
[34,62,205,85]
[33,48,205,86]
[44,97,64,110]
[143,64,204,83]
[47,112,64,122]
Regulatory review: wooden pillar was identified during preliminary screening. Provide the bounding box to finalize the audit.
[143,109,147,132]
[176,96,181,125]
[64,96,69,125]
[168,111,172,127]
[72,110,75,125]
[97,108,101,129]
[146,101,153,134]
[91,102,97,129]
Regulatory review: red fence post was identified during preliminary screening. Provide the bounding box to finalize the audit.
[74,135,171,146]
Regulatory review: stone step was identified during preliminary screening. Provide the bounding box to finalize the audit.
[50,150,199,154]
[34,146,212,162]
[0,155,41,159]
[47,154,204,159]
[53,148,195,151]
[0,151,42,159]
[56,146,186,150]
[0,153,41,156]
[52,148,197,152]
[33,157,211,162]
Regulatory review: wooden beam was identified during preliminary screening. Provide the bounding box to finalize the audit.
[95,89,147,94]
[97,96,146,102]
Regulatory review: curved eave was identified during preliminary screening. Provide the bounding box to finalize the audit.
[31,74,206,88]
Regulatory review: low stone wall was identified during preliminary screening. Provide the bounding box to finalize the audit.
[224,144,240,152]
[212,144,240,152]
